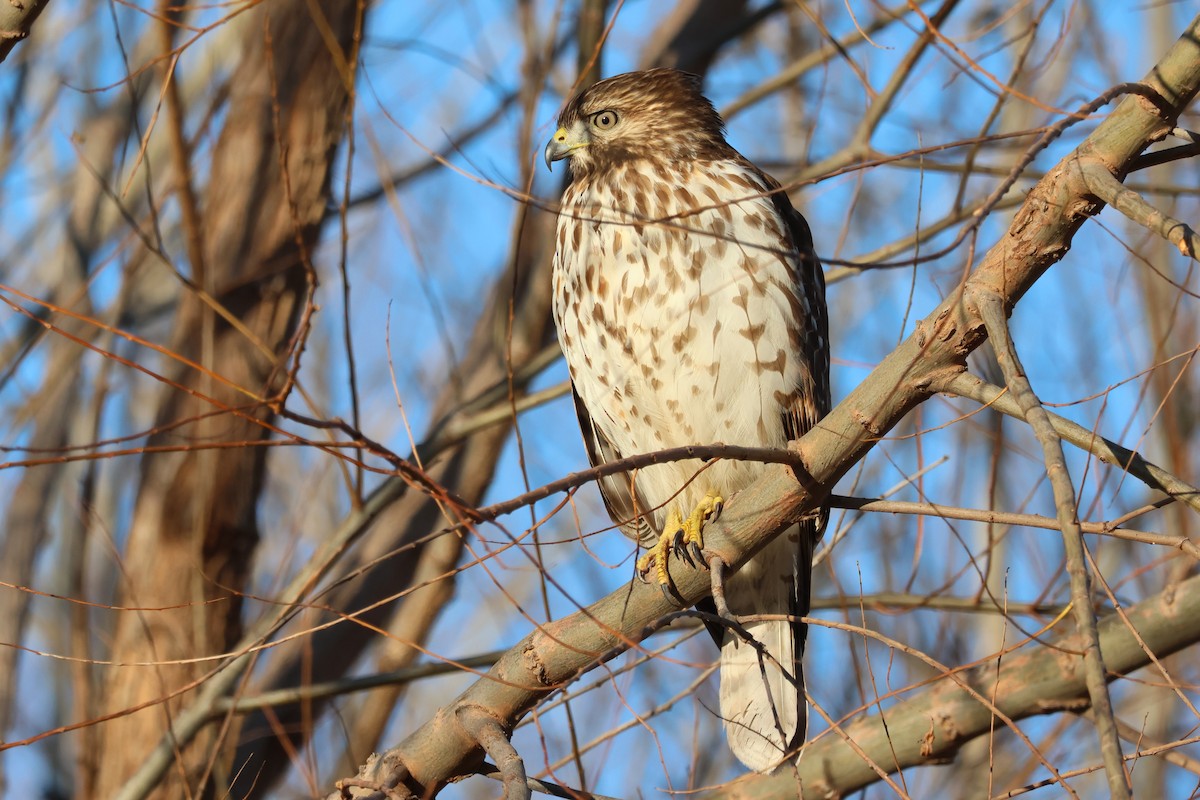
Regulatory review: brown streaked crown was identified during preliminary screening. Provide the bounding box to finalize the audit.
[556,68,734,177]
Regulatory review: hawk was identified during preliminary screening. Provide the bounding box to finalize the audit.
[545,69,829,773]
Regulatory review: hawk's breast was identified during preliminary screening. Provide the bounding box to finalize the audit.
[553,158,810,530]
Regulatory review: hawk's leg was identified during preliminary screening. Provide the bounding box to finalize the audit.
[636,491,724,590]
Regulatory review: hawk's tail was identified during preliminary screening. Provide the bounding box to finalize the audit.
[718,527,811,773]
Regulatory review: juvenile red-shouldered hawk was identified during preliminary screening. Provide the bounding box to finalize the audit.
[545,68,829,773]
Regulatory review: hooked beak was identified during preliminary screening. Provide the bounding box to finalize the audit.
[544,124,586,171]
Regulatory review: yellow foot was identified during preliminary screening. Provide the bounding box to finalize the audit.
[636,492,725,591]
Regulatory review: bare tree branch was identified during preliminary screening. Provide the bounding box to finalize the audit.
[938,372,1200,515]
[1083,166,1199,260]
[0,0,49,63]
[977,292,1129,799]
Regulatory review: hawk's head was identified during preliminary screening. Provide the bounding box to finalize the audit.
[544,68,729,178]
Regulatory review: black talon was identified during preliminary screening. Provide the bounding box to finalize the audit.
[689,543,706,568]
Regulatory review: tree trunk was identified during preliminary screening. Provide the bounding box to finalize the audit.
[93,3,360,796]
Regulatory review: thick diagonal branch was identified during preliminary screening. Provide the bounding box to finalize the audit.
[0,0,49,62]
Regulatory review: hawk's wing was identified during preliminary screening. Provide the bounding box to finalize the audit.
[753,162,831,437]
[747,161,831,524]
[571,385,657,546]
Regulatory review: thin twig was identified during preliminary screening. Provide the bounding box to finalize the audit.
[721,1,910,119]
[975,291,1130,800]
[1128,142,1200,172]
[990,732,1200,799]
[210,650,503,715]
[937,372,1200,515]
[833,496,1200,559]
[1088,711,1200,776]
[1081,164,1199,259]
[480,764,622,800]
[709,555,733,619]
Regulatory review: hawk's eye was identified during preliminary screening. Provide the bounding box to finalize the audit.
[590,110,619,130]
